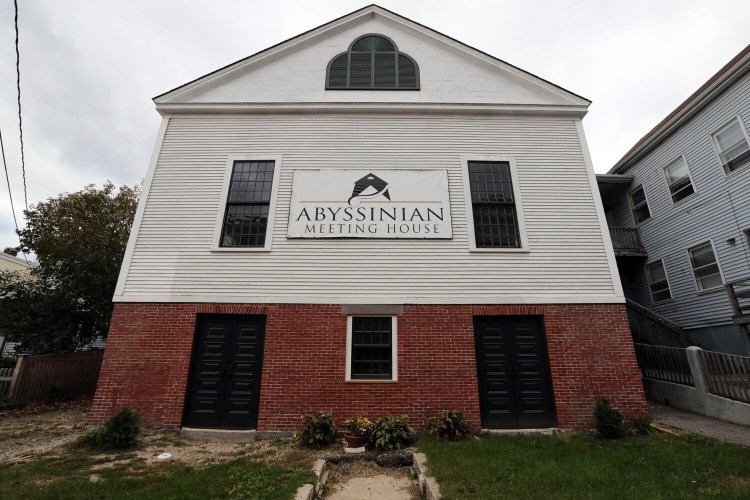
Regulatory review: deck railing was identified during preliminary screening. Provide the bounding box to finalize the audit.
[634,343,694,386]
[0,367,14,402]
[626,299,687,347]
[609,227,646,254]
[725,276,750,325]
[698,350,750,404]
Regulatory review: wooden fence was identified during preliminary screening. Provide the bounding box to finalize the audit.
[698,350,750,404]
[634,343,694,386]
[0,367,14,402]
[8,350,104,403]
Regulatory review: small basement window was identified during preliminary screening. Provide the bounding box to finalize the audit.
[628,185,651,224]
[712,117,750,174]
[346,316,397,382]
[646,260,672,303]
[664,156,695,203]
[688,241,723,292]
[326,34,419,90]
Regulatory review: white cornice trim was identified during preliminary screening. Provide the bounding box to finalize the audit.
[156,102,588,117]
[112,294,625,305]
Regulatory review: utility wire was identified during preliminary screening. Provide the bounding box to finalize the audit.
[14,0,28,210]
[0,129,30,267]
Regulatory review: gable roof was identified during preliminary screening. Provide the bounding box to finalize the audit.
[154,4,590,108]
[609,43,750,174]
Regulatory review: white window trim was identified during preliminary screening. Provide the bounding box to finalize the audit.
[627,184,652,225]
[686,239,725,294]
[663,154,697,205]
[345,315,398,383]
[460,155,529,253]
[645,259,673,304]
[711,115,750,176]
[211,154,283,252]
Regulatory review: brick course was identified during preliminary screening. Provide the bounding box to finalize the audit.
[90,302,648,431]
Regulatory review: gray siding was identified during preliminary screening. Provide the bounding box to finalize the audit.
[609,70,750,331]
[116,113,620,304]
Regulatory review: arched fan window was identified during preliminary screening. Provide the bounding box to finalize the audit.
[326,34,419,90]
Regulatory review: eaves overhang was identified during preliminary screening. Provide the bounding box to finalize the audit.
[609,43,750,175]
[154,102,589,118]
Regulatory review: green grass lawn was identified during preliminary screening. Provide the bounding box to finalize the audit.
[419,432,750,499]
[0,446,312,500]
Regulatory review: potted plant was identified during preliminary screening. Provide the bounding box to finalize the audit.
[342,416,373,448]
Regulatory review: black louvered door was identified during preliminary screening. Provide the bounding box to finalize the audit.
[474,316,556,428]
[183,315,265,429]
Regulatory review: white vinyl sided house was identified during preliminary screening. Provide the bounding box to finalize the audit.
[91,5,647,433]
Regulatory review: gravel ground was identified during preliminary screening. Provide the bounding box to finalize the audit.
[650,402,750,447]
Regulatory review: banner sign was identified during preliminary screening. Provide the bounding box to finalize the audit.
[287,169,452,239]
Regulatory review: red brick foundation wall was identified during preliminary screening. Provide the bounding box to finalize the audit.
[90,302,648,431]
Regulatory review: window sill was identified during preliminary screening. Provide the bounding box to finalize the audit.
[210,247,272,253]
[696,286,725,296]
[672,192,698,207]
[345,379,398,384]
[724,162,750,178]
[469,247,530,253]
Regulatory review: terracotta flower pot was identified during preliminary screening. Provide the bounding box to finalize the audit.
[344,434,364,448]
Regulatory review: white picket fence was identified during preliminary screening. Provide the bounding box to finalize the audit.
[0,367,14,402]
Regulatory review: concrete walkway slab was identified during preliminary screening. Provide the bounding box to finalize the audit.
[650,402,750,447]
[326,474,417,500]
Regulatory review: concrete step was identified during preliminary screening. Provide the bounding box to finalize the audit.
[180,427,256,443]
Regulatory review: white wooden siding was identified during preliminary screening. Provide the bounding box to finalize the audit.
[115,113,619,304]
[609,70,750,329]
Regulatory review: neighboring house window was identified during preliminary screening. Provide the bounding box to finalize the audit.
[220,160,275,247]
[688,241,723,291]
[646,260,672,303]
[628,185,651,224]
[664,157,695,203]
[712,117,750,174]
[326,34,419,89]
[346,316,397,381]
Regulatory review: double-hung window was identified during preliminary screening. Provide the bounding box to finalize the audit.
[467,161,521,248]
[664,157,695,203]
[628,185,651,224]
[220,160,276,248]
[688,241,723,291]
[712,117,750,174]
[346,316,397,381]
[646,260,672,303]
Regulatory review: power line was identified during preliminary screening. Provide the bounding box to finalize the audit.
[0,128,30,267]
[14,0,28,210]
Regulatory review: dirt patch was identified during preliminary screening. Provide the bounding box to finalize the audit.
[325,458,420,499]
[0,403,318,471]
[0,403,90,463]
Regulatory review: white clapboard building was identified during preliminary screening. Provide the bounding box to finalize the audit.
[91,5,647,433]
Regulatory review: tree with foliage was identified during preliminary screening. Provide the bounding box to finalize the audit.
[0,182,139,354]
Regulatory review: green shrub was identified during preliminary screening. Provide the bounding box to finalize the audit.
[425,410,472,441]
[633,415,653,435]
[78,407,141,449]
[294,411,337,448]
[593,397,627,439]
[368,415,415,451]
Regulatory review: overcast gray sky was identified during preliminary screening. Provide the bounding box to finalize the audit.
[1,0,749,252]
